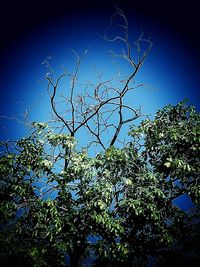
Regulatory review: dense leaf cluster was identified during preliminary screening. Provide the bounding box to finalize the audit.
[0,101,200,266]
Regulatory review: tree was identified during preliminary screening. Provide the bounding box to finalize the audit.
[0,7,200,267]
[129,100,200,266]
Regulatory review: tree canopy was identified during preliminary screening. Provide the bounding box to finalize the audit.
[0,100,200,266]
[0,7,200,267]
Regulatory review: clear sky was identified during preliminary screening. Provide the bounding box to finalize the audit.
[0,1,199,142]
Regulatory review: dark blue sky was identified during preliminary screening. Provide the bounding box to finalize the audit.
[0,0,200,141]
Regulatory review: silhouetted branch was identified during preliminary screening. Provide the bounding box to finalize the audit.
[45,7,152,154]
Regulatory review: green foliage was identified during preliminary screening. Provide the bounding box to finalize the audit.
[0,101,200,266]
[130,100,200,204]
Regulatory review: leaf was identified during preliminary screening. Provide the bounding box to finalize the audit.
[164,162,171,168]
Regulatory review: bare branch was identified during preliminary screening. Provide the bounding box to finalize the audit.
[44,7,152,152]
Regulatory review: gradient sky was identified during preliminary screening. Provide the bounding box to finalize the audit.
[0,0,200,141]
[0,0,199,209]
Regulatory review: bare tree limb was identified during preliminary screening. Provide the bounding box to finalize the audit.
[44,6,152,155]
